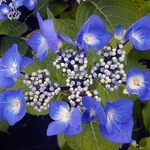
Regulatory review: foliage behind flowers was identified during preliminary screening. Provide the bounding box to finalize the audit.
[1,0,150,150]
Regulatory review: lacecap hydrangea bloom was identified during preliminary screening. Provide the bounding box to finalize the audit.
[126,68,150,100]
[0,44,34,88]
[0,88,26,126]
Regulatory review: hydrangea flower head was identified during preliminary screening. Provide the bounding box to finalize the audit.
[0,44,34,88]
[126,68,150,100]
[125,14,150,50]
[100,99,134,143]
[0,88,26,126]
[27,12,58,61]
[76,15,112,52]
[0,3,10,20]
[47,101,82,136]
[81,96,106,124]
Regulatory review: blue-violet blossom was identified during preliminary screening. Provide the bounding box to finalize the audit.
[100,99,134,143]
[125,14,150,50]
[27,12,58,61]
[0,3,10,20]
[126,68,150,100]
[0,44,34,88]
[114,25,126,40]
[0,88,26,126]
[47,101,82,136]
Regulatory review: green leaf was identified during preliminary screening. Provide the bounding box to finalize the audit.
[0,120,9,133]
[65,120,121,150]
[1,36,28,56]
[49,1,69,17]
[58,134,73,150]
[76,0,140,32]
[142,101,150,132]
[0,20,28,37]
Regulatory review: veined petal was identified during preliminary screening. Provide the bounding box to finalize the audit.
[49,101,70,120]
[58,33,81,47]
[1,44,21,78]
[139,87,150,100]
[129,27,150,50]
[0,91,7,120]
[37,12,58,52]
[125,14,150,39]
[24,0,37,10]
[20,56,34,71]
[100,119,133,143]
[27,32,49,61]
[64,107,82,136]
[12,0,25,7]
[0,76,16,88]
[46,120,68,136]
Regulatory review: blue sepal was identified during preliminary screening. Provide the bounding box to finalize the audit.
[24,0,37,10]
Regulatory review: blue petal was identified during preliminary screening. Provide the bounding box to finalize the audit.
[129,27,150,50]
[12,0,25,7]
[114,25,125,40]
[20,56,34,71]
[24,0,37,10]
[111,99,134,123]
[100,119,133,143]
[3,88,26,126]
[64,107,82,136]
[0,4,10,20]
[27,32,49,61]
[1,44,21,78]
[0,76,16,88]
[81,109,96,124]
[139,87,150,100]
[58,33,81,47]
[49,101,69,120]
[46,120,68,136]
[0,91,7,120]
[37,12,58,52]
[125,14,150,39]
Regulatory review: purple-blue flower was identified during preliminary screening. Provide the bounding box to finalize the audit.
[27,12,58,61]
[126,68,150,100]
[0,88,26,126]
[76,15,112,52]
[125,14,150,50]
[114,25,126,40]
[100,99,134,143]
[81,96,106,124]
[0,44,34,88]
[47,101,82,136]
[0,4,10,20]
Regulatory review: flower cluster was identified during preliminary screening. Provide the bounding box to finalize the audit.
[1,11,150,146]
[0,0,37,20]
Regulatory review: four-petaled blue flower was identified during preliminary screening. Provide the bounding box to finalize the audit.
[47,101,82,136]
[0,44,34,88]
[125,14,150,50]
[0,88,26,126]
[100,99,134,143]
[27,12,58,61]
[76,15,112,52]
[12,0,37,11]
[126,68,150,100]
[81,96,106,125]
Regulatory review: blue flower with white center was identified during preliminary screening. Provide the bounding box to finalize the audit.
[12,0,37,11]
[0,4,10,20]
[81,96,106,124]
[126,68,150,100]
[125,14,150,50]
[114,25,126,40]
[47,101,82,136]
[27,12,58,61]
[0,44,34,88]
[76,15,112,52]
[100,99,134,143]
[0,88,26,126]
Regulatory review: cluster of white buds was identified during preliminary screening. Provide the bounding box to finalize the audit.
[91,45,126,91]
[23,69,61,112]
